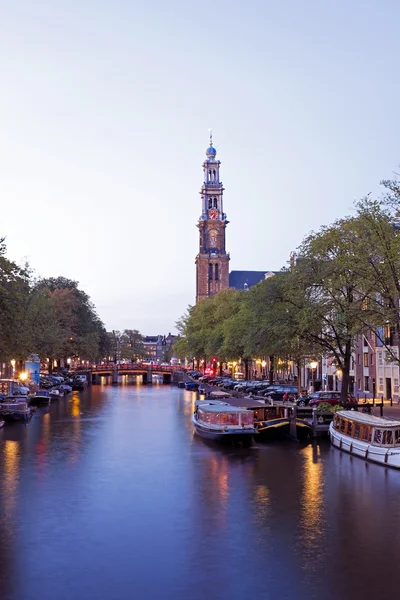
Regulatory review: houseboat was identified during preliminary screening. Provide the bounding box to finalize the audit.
[192,400,257,446]
[330,410,400,468]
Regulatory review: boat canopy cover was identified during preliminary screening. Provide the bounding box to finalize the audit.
[338,410,400,428]
[195,401,250,414]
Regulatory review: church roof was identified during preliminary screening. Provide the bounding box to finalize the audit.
[229,270,279,290]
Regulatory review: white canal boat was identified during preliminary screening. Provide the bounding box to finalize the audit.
[330,410,400,469]
[192,400,257,446]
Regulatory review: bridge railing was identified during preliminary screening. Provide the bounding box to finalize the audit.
[73,363,185,373]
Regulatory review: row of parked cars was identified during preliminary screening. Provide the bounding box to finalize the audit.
[186,372,355,407]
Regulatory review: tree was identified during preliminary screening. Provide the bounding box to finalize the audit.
[245,272,317,390]
[291,218,370,402]
[121,330,145,362]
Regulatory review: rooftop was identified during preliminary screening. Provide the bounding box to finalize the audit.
[229,270,279,290]
[339,410,400,428]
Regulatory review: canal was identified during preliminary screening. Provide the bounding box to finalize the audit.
[0,383,399,600]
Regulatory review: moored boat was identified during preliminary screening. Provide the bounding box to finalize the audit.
[30,390,51,406]
[330,410,400,468]
[192,400,257,446]
[0,400,34,422]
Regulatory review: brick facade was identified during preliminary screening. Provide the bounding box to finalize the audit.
[195,139,230,303]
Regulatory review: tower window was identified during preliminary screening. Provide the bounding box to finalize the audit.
[208,263,213,281]
[213,169,216,181]
[208,170,211,181]
[213,197,218,208]
[208,198,212,209]
[215,264,219,281]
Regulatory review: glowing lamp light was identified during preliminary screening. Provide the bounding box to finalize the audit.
[310,361,318,370]
[10,359,16,368]
[233,361,237,367]
[19,372,28,381]
[67,358,72,365]
[261,360,267,368]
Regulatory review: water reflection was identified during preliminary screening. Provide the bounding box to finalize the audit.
[1,386,400,600]
[299,443,324,550]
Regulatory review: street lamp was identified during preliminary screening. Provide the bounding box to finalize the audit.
[261,360,266,378]
[10,359,16,375]
[310,361,318,389]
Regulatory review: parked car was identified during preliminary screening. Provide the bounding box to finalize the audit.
[262,386,299,402]
[297,391,356,407]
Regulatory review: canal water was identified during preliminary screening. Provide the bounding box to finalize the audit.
[0,383,399,600]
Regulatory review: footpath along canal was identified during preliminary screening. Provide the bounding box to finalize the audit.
[0,383,399,600]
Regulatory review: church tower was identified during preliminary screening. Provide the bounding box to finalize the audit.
[195,134,230,303]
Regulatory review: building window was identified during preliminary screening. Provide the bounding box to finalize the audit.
[208,198,212,209]
[213,197,218,208]
[385,325,392,345]
[208,263,213,281]
[379,377,384,391]
[363,353,369,367]
[378,352,383,366]
[395,379,399,394]
[370,354,373,365]
[364,376,369,392]
[215,264,219,281]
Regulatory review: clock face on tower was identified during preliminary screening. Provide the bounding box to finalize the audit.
[208,209,218,220]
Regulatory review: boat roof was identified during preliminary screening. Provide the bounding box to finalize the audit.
[338,410,400,428]
[220,397,268,409]
[195,400,249,413]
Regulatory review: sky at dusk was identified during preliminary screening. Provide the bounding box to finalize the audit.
[1,0,400,334]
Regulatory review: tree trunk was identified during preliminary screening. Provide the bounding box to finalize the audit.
[49,359,53,374]
[244,359,249,380]
[269,355,275,386]
[340,339,352,405]
[203,356,206,374]
[296,359,302,394]
[219,363,223,376]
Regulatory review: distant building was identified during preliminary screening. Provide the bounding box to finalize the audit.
[143,334,177,363]
[195,134,230,302]
[194,136,278,301]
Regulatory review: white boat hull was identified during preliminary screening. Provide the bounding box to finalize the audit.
[329,423,400,469]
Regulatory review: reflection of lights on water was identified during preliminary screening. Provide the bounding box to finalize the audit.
[71,394,81,418]
[300,445,324,547]
[3,441,20,526]
[255,485,270,518]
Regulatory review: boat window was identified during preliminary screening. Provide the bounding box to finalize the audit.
[354,423,361,439]
[339,418,346,432]
[220,413,239,426]
[395,430,400,445]
[346,421,353,437]
[361,426,372,442]
[210,413,220,425]
[198,409,211,424]
[333,414,340,430]
[382,430,393,446]
[374,429,383,445]
[240,412,254,426]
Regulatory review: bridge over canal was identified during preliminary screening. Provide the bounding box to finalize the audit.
[73,363,184,385]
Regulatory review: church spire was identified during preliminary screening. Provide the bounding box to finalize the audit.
[195,133,230,302]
